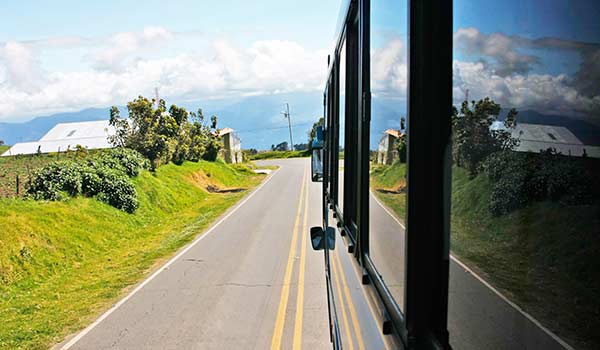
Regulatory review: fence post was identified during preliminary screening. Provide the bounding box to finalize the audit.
[16,174,19,196]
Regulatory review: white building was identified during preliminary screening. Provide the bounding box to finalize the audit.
[506,123,600,158]
[1,120,116,156]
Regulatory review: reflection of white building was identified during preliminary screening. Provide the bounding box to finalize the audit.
[377,129,402,164]
[1,120,116,156]
[218,128,243,164]
[507,123,600,158]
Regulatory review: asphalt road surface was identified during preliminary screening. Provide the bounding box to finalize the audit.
[58,158,571,350]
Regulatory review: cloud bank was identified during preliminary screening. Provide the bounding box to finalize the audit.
[0,27,328,121]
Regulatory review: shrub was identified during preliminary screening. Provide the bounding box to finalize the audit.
[95,168,139,213]
[28,161,83,200]
[27,148,145,213]
[484,150,593,215]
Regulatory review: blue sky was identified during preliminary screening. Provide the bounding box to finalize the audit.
[0,0,598,126]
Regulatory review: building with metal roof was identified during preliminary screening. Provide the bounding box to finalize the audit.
[1,120,116,156]
[509,123,600,158]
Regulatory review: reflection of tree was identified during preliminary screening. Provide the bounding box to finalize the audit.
[452,98,518,176]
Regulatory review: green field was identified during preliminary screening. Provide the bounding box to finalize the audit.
[0,145,9,154]
[371,162,600,349]
[0,160,264,350]
[0,152,85,198]
[248,150,310,160]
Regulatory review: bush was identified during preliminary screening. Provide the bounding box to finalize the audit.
[27,148,145,213]
[484,150,593,215]
[95,168,139,213]
[28,162,83,201]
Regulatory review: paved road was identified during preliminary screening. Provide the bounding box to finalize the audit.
[58,158,571,350]
[60,158,330,350]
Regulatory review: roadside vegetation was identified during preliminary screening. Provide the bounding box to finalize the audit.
[370,98,600,349]
[0,96,268,350]
[247,149,310,160]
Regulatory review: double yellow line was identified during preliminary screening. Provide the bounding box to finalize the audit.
[271,169,310,350]
[332,250,365,349]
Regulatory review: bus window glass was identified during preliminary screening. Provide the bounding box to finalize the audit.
[450,1,600,349]
[338,40,346,211]
[369,0,408,310]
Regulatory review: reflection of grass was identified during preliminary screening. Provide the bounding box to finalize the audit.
[0,161,264,350]
[371,162,600,349]
[451,166,600,350]
[249,150,309,160]
[370,162,407,222]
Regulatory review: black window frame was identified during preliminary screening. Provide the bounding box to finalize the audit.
[322,0,453,348]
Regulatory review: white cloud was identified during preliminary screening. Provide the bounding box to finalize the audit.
[0,31,328,121]
[371,38,407,99]
[87,26,175,72]
[453,60,600,117]
[0,41,46,92]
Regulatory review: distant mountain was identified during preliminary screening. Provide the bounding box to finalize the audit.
[3,96,595,151]
[0,92,324,150]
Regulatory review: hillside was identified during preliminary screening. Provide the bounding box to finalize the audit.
[0,160,265,350]
[371,162,600,349]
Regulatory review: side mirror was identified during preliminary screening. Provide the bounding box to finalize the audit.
[311,125,325,182]
[310,226,335,251]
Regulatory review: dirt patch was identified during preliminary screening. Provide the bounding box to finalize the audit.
[206,185,246,193]
[375,184,406,194]
[189,171,246,194]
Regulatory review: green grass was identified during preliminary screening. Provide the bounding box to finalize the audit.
[370,162,600,349]
[450,167,600,350]
[0,160,264,350]
[249,150,310,160]
[0,145,9,154]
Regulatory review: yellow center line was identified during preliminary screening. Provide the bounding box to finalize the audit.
[334,251,366,350]
[332,245,355,350]
[271,169,307,350]
[292,169,310,350]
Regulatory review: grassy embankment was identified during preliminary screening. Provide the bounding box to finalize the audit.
[248,150,310,160]
[0,146,9,154]
[370,162,600,349]
[0,160,265,350]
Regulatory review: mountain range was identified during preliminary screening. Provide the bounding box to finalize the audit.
[1,93,598,150]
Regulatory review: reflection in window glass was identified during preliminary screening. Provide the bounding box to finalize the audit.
[450,1,600,349]
[338,41,346,210]
[368,0,407,310]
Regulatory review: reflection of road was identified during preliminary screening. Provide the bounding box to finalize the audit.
[369,192,572,350]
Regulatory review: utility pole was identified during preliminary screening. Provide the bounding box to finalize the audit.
[282,103,294,151]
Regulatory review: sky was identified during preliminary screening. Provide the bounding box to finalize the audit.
[0,0,599,128]
[0,0,340,122]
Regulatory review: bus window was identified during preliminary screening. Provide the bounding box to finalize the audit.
[337,40,346,214]
[368,0,408,311]
[450,1,600,349]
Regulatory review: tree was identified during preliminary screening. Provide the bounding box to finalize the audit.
[452,98,519,176]
[395,134,407,163]
[272,141,288,151]
[0,140,4,146]
[308,117,325,146]
[109,96,221,169]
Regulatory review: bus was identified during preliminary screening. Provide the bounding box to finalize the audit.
[310,0,599,349]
